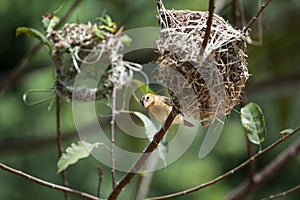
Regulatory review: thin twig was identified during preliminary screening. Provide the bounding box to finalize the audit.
[56,96,70,200]
[201,0,215,51]
[245,135,256,183]
[0,163,99,200]
[262,184,300,200]
[59,0,83,26]
[226,129,300,200]
[239,0,246,28]
[97,165,104,198]
[146,125,300,200]
[110,87,117,189]
[108,108,178,200]
[231,0,237,27]
[0,0,83,96]
[243,0,272,33]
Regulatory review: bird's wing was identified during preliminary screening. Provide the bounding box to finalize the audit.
[159,96,173,106]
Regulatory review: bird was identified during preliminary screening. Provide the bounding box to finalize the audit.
[140,93,194,127]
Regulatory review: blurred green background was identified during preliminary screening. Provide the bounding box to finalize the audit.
[1,0,300,199]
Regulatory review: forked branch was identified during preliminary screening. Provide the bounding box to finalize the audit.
[108,108,178,200]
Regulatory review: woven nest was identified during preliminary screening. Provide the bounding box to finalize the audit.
[47,19,137,102]
[156,0,249,123]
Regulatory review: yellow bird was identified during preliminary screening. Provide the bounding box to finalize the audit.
[140,93,194,127]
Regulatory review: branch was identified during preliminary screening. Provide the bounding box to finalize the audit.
[0,163,99,200]
[146,126,300,200]
[59,0,83,27]
[226,129,300,200]
[243,0,272,33]
[56,96,70,200]
[110,87,117,189]
[108,108,178,200]
[201,0,215,51]
[97,165,104,198]
[231,0,238,27]
[245,133,256,183]
[262,184,300,200]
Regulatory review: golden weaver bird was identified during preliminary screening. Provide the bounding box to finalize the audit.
[140,93,194,127]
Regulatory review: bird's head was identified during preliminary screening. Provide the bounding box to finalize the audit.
[140,93,155,109]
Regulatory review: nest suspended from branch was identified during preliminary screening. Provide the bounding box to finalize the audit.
[155,0,249,123]
[47,17,141,101]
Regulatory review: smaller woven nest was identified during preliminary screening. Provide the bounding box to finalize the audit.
[156,0,249,123]
[47,18,132,102]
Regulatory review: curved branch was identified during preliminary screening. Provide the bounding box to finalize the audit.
[262,184,300,200]
[0,163,99,200]
[146,126,300,200]
[226,131,300,200]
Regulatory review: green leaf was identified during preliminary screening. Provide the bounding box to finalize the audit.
[46,16,60,33]
[97,15,115,27]
[42,15,60,33]
[132,79,155,94]
[241,102,266,145]
[53,4,64,14]
[57,141,97,173]
[42,17,51,31]
[132,111,167,166]
[16,27,51,49]
[280,128,294,135]
[42,5,62,32]
[92,25,105,39]
[133,111,158,139]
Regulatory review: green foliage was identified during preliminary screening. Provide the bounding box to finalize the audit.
[16,27,51,49]
[133,79,155,94]
[43,4,63,33]
[42,15,60,33]
[57,140,97,173]
[280,128,294,134]
[96,14,117,33]
[92,25,106,39]
[241,102,267,145]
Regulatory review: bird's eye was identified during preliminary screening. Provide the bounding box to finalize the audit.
[146,96,150,100]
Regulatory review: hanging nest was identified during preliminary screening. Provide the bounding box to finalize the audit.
[47,16,141,102]
[155,0,249,123]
